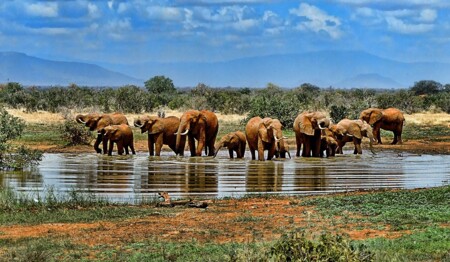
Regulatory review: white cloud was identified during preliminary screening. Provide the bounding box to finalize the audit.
[146,6,185,21]
[418,9,437,22]
[87,3,100,18]
[289,3,342,39]
[386,16,434,34]
[25,2,58,17]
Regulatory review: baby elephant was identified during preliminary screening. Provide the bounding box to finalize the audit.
[104,124,136,156]
[214,131,246,158]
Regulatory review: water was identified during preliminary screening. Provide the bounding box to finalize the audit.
[1,150,449,202]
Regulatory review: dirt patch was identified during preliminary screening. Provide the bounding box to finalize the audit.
[0,196,413,246]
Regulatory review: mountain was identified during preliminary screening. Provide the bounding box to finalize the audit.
[2,50,450,88]
[107,50,450,88]
[0,52,142,86]
[335,73,404,89]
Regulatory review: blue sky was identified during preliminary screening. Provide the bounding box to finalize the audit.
[0,0,449,65]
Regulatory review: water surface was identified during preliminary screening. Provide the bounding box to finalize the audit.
[2,150,449,202]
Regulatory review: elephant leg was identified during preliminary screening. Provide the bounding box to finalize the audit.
[117,142,124,155]
[250,148,256,160]
[257,139,265,161]
[130,143,136,154]
[311,134,321,157]
[228,148,234,159]
[295,133,302,157]
[188,136,197,156]
[148,136,155,156]
[124,145,129,155]
[267,146,275,160]
[373,125,382,144]
[94,134,103,154]
[302,139,311,157]
[155,135,164,156]
[208,140,216,157]
[354,138,362,154]
[108,141,114,156]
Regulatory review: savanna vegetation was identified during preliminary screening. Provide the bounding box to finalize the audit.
[1,77,450,261]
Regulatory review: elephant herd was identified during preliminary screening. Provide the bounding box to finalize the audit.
[76,107,405,160]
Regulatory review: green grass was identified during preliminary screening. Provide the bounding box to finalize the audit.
[363,227,450,261]
[15,123,65,145]
[0,187,171,225]
[300,186,450,230]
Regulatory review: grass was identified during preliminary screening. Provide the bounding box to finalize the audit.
[300,186,450,230]
[0,187,171,225]
[0,187,449,261]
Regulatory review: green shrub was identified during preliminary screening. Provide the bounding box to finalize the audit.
[269,232,373,262]
[60,120,93,146]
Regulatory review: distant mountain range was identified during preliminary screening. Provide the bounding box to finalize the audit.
[1,50,449,88]
[0,52,141,87]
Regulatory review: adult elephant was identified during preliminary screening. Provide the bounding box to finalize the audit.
[175,110,219,157]
[213,131,246,159]
[245,117,288,161]
[359,107,405,144]
[329,119,374,154]
[293,111,330,157]
[134,116,185,156]
[76,113,128,154]
[103,124,135,156]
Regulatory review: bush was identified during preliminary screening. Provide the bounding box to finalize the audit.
[60,120,94,146]
[0,107,42,170]
[269,232,373,262]
[330,105,348,123]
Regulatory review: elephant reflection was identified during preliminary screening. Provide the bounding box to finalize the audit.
[145,158,218,194]
[294,165,327,191]
[246,161,284,193]
[96,158,135,190]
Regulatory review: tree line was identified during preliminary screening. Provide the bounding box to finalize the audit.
[1,77,450,128]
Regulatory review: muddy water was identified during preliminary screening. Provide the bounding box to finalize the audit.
[1,150,449,202]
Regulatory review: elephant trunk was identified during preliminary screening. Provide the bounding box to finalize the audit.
[368,131,376,155]
[213,143,223,158]
[75,115,86,124]
[175,121,189,155]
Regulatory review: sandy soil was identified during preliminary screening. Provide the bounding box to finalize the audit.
[0,194,411,247]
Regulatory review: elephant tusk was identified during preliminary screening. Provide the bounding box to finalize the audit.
[175,129,189,136]
[134,123,144,128]
[274,135,280,142]
[318,125,326,130]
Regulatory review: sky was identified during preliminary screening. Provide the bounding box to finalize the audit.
[0,0,450,65]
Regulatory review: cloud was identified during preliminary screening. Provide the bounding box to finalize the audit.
[418,9,437,22]
[289,3,342,39]
[146,6,185,21]
[25,2,58,17]
[386,16,434,34]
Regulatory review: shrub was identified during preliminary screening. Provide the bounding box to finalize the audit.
[269,232,373,262]
[0,107,42,170]
[330,105,348,123]
[60,120,94,146]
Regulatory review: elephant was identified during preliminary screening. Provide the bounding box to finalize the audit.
[175,110,219,157]
[213,131,247,158]
[245,117,288,161]
[103,124,135,156]
[293,111,331,157]
[320,129,338,157]
[329,119,374,154]
[134,115,185,156]
[359,107,405,145]
[76,113,129,154]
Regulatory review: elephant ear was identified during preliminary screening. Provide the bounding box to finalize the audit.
[348,123,363,139]
[299,115,314,136]
[259,122,270,143]
[369,110,383,125]
[149,119,164,134]
[230,133,240,145]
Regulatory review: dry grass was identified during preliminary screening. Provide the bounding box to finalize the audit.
[7,108,246,125]
[405,112,450,126]
[7,108,449,127]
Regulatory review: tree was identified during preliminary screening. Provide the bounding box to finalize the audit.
[410,80,442,95]
[145,76,176,107]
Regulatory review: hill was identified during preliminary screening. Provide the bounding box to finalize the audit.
[0,52,142,87]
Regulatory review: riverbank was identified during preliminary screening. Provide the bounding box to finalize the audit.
[0,186,448,261]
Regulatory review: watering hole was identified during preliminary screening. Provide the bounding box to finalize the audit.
[1,150,449,202]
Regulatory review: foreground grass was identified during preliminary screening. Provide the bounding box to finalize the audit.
[0,186,449,261]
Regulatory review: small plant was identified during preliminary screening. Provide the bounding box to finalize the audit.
[60,120,93,146]
[269,231,373,261]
